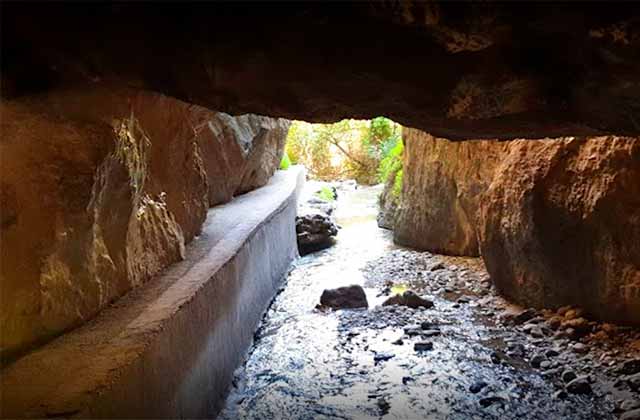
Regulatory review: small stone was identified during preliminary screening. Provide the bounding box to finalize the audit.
[430,263,445,271]
[373,352,395,363]
[383,291,433,309]
[479,396,505,408]
[564,308,584,320]
[469,381,488,394]
[619,359,640,375]
[566,376,592,394]
[490,351,501,364]
[546,316,563,330]
[545,349,560,358]
[420,321,436,330]
[414,341,433,352]
[557,305,572,317]
[540,361,552,370]
[572,343,588,354]
[621,409,640,420]
[561,370,578,383]
[561,317,591,334]
[627,373,640,391]
[514,308,537,325]
[392,338,404,345]
[421,329,441,338]
[620,400,640,412]
[554,390,568,399]
[529,353,545,368]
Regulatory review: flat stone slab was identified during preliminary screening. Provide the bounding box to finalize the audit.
[1,167,305,419]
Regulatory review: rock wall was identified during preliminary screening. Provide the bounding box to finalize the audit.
[389,129,640,323]
[0,88,289,362]
[3,3,640,140]
[393,129,506,256]
[377,167,401,230]
[480,137,640,324]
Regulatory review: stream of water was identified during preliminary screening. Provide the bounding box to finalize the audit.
[218,184,617,420]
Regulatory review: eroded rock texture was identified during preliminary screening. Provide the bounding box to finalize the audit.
[393,129,505,256]
[480,137,640,324]
[0,88,288,361]
[3,3,640,139]
[389,130,639,323]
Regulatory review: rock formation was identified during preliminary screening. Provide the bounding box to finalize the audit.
[480,136,640,324]
[0,88,289,362]
[393,129,505,256]
[384,130,639,324]
[3,3,640,139]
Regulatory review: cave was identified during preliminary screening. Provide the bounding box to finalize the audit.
[1,2,639,419]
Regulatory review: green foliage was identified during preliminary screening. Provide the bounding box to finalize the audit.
[283,117,402,185]
[279,151,291,170]
[392,169,403,197]
[378,137,404,184]
[314,186,336,202]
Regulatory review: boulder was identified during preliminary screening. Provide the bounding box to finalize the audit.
[480,137,640,324]
[320,285,368,309]
[296,213,339,256]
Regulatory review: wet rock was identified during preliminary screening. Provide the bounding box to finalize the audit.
[545,349,560,358]
[430,263,445,271]
[627,373,640,391]
[421,329,442,338]
[546,316,563,330]
[620,400,640,412]
[561,370,578,383]
[554,390,568,399]
[414,341,434,352]
[530,354,546,368]
[571,343,588,354]
[619,359,640,375]
[479,396,505,408]
[319,285,368,309]
[469,381,488,394]
[561,317,591,335]
[539,361,552,370]
[622,409,640,420]
[373,352,395,363]
[566,376,592,394]
[296,213,339,256]
[514,308,537,325]
[382,291,433,309]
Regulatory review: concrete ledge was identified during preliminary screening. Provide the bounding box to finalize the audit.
[1,167,305,419]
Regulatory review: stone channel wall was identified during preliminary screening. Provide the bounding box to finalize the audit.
[1,168,304,419]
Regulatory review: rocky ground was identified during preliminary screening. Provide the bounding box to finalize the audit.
[219,184,640,420]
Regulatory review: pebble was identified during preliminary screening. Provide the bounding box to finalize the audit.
[620,399,640,411]
[469,381,488,394]
[566,376,592,394]
[414,342,433,352]
[622,409,640,420]
[619,359,640,375]
[479,396,505,408]
[572,343,588,354]
[530,354,546,368]
[562,370,578,383]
